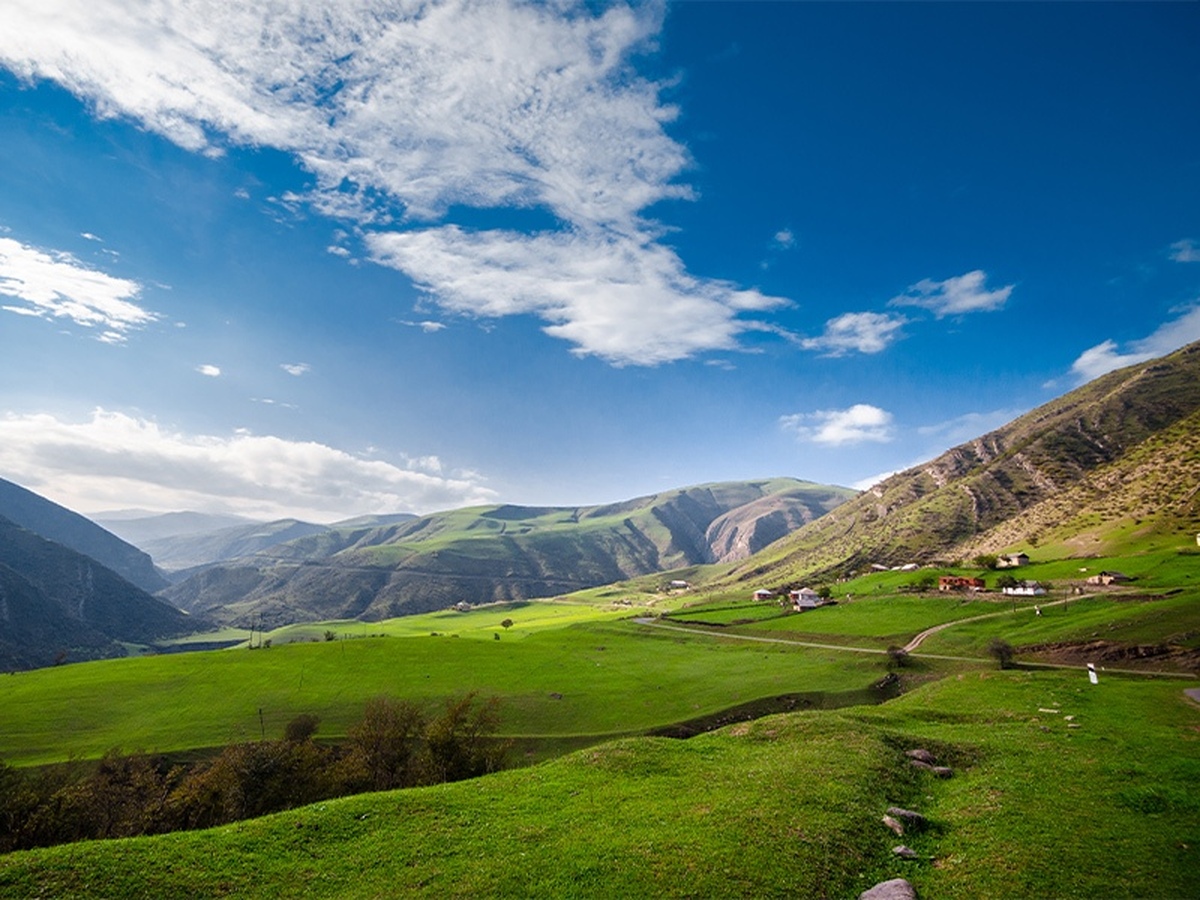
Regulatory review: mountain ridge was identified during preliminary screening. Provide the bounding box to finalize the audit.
[719,340,1200,589]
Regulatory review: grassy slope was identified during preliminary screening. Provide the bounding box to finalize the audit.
[1,671,1196,899]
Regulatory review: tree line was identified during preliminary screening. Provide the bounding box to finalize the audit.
[0,692,507,853]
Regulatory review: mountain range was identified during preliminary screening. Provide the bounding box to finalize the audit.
[3,340,1198,668]
[159,478,855,627]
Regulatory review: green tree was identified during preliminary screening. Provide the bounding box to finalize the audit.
[988,638,1016,669]
[974,554,999,570]
[344,696,427,791]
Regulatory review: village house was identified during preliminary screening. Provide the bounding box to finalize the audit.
[997,552,1030,568]
[789,587,823,610]
[752,588,775,601]
[1002,580,1047,596]
[1086,571,1131,586]
[938,575,985,592]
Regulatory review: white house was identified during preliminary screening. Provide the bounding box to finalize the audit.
[753,589,775,601]
[790,587,822,610]
[1002,581,1046,596]
[997,552,1031,568]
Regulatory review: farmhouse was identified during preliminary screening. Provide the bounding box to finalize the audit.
[752,589,775,601]
[1002,580,1046,596]
[1086,571,1131,586]
[938,576,985,592]
[790,587,823,610]
[997,552,1031,568]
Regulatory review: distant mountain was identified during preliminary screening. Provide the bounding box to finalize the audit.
[135,519,329,573]
[0,515,199,670]
[720,340,1200,588]
[0,478,168,593]
[164,479,855,627]
[94,511,258,546]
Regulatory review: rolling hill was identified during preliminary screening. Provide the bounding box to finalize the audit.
[162,479,855,627]
[719,340,1200,590]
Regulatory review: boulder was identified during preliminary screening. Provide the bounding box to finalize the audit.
[905,749,936,764]
[909,759,934,772]
[932,766,953,779]
[859,878,918,900]
[882,814,905,836]
[886,807,928,831]
[892,845,920,859]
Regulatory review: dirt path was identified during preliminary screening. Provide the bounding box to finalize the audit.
[902,596,1078,652]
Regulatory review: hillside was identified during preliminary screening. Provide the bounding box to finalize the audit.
[0,478,168,593]
[163,479,855,627]
[720,340,1200,589]
[0,516,200,670]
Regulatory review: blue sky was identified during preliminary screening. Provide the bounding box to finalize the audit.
[1,0,1198,522]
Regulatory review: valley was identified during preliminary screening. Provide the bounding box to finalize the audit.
[1,345,1198,898]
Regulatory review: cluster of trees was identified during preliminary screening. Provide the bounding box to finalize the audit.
[0,692,507,853]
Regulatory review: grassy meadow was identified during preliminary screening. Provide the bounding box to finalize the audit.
[1,668,1196,898]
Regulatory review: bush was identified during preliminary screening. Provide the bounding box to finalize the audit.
[987,638,1015,669]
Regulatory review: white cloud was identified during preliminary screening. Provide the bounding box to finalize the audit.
[280,362,311,376]
[0,0,792,365]
[79,232,103,242]
[1169,239,1200,263]
[889,269,1013,317]
[368,226,787,365]
[196,364,221,377]
[398,319,448,333]
[800,311,905,356]
[773,229,795,249]
[0,235,157,339]
[0,409,495,521]
[780,404,895,446]
[1068,303,1200,383]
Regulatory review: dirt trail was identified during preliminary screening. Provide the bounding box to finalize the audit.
[902,596,1078,652]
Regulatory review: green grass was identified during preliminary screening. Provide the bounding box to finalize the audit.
[1,670,1196,898]
[919,589,1200,659]
[0,614,882,767]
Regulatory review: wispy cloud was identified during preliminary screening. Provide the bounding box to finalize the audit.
[398,319,447,333]
[196,364,221,377]
[800,311,905,356]
[0,409,496,520]
[889,269,1013,317]
[780,403,895,446]
[1169,239,1200,263]
[0,235,157,341]
[0,0,788,366]
[280,362,310,376]
[1068,302,1200,383]
[368,226,786,365]
[773,229,795,249]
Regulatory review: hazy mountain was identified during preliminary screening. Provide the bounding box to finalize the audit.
[164,479,855,627]
[0,515,200,670]
[93,511,259,546]
[0,478,168,593]
[720,340,1200,588]
[136,519,330,573]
